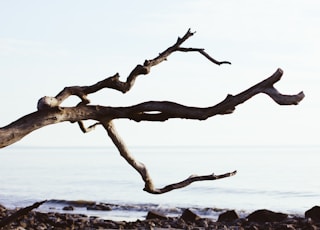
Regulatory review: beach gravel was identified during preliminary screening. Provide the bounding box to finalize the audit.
[1,203,320,229]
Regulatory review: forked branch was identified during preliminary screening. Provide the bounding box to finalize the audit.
[0,68,304,150]
[104,121,237,194]
[37,29,230,110]
[0,29,305,194]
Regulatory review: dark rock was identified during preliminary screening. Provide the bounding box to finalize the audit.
[218,210,239,222]
[180,208,201,222]
[48,199,96,207]
[0,204,6,212]
[305,206,320,222]
[276,224,296,230]
[247,209,288,223]
[247,224,259,230]
[62,205,74,211]
[68,200,96,207]
[146,210,168,220]
[171,218,188,229]
[0,204,7,217]
[87,203,112,211]
[195,218,209,228]
[105,221,121,229]
[37,223,48,230]
[299,221,317,230]
[3,202,320,230]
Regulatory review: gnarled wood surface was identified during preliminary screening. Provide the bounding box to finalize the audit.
[0,29,304,194]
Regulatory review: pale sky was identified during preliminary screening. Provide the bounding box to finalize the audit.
[0,1,319,147]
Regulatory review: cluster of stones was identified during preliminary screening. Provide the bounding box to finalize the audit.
[146,207,320,230]
[1,203,320,229]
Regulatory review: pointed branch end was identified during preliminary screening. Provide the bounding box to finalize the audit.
[293,91,305,105]
[264,86,305,105]
[230,170,237,176]
[272,68,284,81]
[178,29,196,42]
[187,28,196,34]
[276,68,283,74]
[215,170,237,178]
[219,61,232,65]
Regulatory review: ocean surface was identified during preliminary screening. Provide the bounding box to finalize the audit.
[0,145,319,220]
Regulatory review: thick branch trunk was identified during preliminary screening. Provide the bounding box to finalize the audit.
[0,68,304,149]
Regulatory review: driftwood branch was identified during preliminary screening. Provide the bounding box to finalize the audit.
[104,120,236,194]
[0,67,304,149]
[0,29,304,194]
[0,200,46,228]
[37,29,230,110]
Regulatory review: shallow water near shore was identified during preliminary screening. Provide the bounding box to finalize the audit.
[0,145,319,220]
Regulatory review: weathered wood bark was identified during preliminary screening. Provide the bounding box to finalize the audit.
[0,29,304,194]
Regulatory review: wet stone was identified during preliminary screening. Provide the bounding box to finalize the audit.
[146,210,168,220]
[305,206,320,222]
[87,203,112,211]
[180,208,201,222]
[247,209,288,223]
[62,205,74,211]
[2,202,320,229]
[0,204,7,214]
[218,210,239,223]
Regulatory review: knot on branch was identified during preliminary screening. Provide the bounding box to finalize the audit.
[37,96,59,110]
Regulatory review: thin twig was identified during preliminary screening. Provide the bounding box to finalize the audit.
[37,29,231,110]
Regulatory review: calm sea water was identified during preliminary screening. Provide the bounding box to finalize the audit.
[0,145,319,220]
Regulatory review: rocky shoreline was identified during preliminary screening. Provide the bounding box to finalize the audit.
[1,201,320,229]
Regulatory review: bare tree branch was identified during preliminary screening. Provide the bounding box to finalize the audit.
[104,120,236,194]
[37,29,230,110]
[0,29,305,194]
[103,120,156,192]
[177,48,231,65]
[153,171,237,194]
[0,68,304,149]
